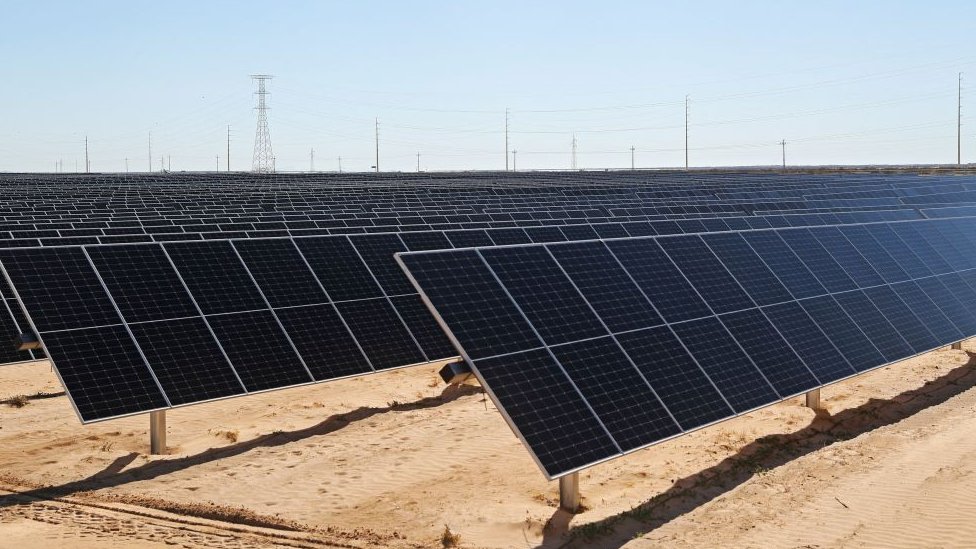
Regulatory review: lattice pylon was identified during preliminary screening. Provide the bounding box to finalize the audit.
[251,75,274,173]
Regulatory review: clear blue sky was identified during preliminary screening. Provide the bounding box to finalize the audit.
[3,1,975,172]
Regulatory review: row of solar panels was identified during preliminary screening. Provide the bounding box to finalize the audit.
[399,217,976,477]
[0,204,928,369]
[0,205,931,414]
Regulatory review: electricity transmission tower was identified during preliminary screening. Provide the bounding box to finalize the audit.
[685,95,690,170]
[571,134,578,170]
[374,118,380,172]
[780,139,787,169]
[251,75,275,173]
[959,72,963,165]
[630,146,636,170]
[505,108,510,171]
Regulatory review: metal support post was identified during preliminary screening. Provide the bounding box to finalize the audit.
[150,410,166,455]
[559,472,581,513]
[805,388,822,411]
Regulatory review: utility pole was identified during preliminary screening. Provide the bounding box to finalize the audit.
[571,134,578,170]
[310,148,315,172]
[216,155,220,171]
[338,156,342,173]
[374,117,380,172]
[160,156,165,172]
[685,95,690,170]
[780,139,787,169]
[85,135,89,173]
[512,149,518,172]
[505,108,510,171]
[148,131,152,172]
[416,152,421,172]
[630,145,636,170]
[168,155,171,172]
[125,157,129,173]
[227,125,231,171]
[959,72,963,165]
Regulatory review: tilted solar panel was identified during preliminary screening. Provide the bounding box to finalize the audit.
[397,217,976,478]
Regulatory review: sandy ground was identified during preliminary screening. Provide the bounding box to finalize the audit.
[2,345,976,548]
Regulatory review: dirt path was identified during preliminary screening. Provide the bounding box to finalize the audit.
[2,347,976,548]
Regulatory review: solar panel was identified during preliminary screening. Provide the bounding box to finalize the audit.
[398,217,976,478]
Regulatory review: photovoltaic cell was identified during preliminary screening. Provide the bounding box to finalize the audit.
[832,291,913,362]
[475,348,619,476]
[606,238,712,322]
[719,308,819,396]
[862,285,939,353]
[669,317,779,412]
[657,236,755,314]
[294,236,383,301]
[741,231,827,299]
[396,250,542,359]
[547,241,663,333]
[233,239,328,308]
[390,294,458,360]
[274,304,373,379]
[0,247,121,331]
[839,225,910,283]
[334,298,427,369]
[889,281,963,343]
[206,310,312,391]
[85,245,199,323]
[615,326,732,429]
[349,234,415,296]
[481,246,608,345]
[41,326,168,421]
[129,317,246,404]
[778,229,858,293]
[809,226,885,288]
[702,232,793,307]
[550,336,681,450]
[761,301,855,383]
[163,241,267,315]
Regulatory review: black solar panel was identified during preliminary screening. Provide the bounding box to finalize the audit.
[399,217,976,477]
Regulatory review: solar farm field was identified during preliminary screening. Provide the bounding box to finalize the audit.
[3,169,976,548]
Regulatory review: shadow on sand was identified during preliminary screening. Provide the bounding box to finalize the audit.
[0,383,483,511]
[541,351,976,549]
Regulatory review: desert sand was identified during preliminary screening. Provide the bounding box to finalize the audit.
[2,344,976,548]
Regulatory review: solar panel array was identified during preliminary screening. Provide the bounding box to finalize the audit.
[0,170,964,368]
[2,171,976,434]
[399,217,976,478]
